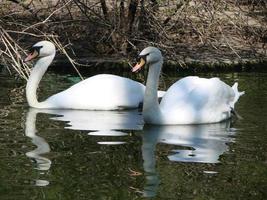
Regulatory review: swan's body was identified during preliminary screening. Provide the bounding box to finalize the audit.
[158,76,241,124]
[132,47,244,125]
[25,41,164,110]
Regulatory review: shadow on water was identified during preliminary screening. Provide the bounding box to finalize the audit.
[24,108,236,197]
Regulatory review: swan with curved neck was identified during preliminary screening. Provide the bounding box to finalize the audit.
[132,47,244,125]
[24,41,165,110]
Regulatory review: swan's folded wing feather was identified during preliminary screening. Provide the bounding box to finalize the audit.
[159,77,235,123]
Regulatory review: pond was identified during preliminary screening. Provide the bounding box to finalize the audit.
[0,69,266,199]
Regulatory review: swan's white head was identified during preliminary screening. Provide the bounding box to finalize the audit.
[24,41,56,62]
[132,47,163,72]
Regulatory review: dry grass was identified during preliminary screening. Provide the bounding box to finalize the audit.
[0,0,266,79]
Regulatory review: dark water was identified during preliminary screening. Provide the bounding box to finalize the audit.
[0,70,267,199]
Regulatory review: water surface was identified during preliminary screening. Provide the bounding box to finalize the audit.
[0,70,266,199]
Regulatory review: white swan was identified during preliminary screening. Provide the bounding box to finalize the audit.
[24,41,165,110]
[132,47,244,124]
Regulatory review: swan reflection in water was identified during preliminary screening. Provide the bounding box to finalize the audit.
[42,108,143,131]
[39,108,144,145]
[24,108,143,186]
[25,109,52,187]
[25,108,143,168]
[25,108,236,195]
[141,121,236,197]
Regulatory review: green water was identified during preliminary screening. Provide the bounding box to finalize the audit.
[0,70,266,199]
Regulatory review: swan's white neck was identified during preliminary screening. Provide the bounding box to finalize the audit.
[143,60,163,124]
[26,54,55,108]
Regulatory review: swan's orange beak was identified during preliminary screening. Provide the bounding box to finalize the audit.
[132,58,146,73]
[24,50,39,62]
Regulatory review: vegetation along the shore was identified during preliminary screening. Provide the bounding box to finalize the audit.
[0,0,266,79]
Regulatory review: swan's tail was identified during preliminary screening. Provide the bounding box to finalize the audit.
[230,82,245,108]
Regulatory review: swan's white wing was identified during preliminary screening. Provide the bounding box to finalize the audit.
[160,76,235,124]
[45,74,145,110]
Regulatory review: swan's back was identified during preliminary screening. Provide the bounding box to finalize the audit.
[45,74,145,110]
[159,76,238,124]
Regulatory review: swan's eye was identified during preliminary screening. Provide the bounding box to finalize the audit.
[136,53,149,63]
[30,46,43,55]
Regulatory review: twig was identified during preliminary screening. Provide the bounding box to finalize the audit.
[219,26,241,59]
[5,30,58,38]
[22,0,73,32]
[51,37,84,80]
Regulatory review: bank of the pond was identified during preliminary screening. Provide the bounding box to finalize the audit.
[50,56,267,75]
[1,56,266,78]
